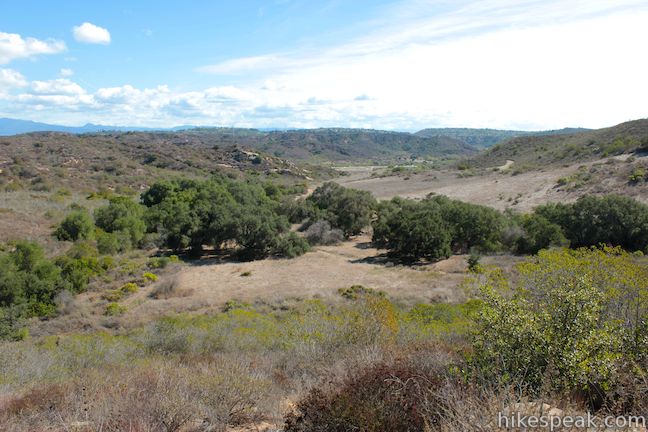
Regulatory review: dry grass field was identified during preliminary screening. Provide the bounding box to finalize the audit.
[336,153,648,211]
[30,234,524,335]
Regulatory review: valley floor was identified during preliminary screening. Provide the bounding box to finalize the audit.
[335,153,648,211]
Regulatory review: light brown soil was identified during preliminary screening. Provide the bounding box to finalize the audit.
[335,155,648,211]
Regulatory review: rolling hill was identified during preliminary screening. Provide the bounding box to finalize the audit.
[0,118,478,164]
[415,127,590,148]
[0,131,325,195]
[466,119,648,168]
[185,128,477,162]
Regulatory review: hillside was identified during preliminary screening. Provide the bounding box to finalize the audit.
[182,127,477,163]
[466,119,648,168]
[0,131,323,195]
[415,127,590,148]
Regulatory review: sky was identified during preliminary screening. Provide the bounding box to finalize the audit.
[1,0,647,131]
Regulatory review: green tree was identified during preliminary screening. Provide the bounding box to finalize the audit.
[537,195,648,251]
[53,209,95,242]
[515,213,567,254]
[307,182,377,237]
[95,196,146,248]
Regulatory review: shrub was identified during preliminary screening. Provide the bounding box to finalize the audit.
[96,229,121,255]
[467,254,481,272]
[337,285,384,300]
[53,210,94,242]
[121,282,139,294]
[0,241,68,320]
[143,177,293,258]
[514,213,567,254]
[275,232,310,258]
[105,302,126,316]
[142,272,158,283]
[373,199,452,261]
[304,220,344,245]
[471,247,648,407]
[629,167,646,183]
[284,357,445,432]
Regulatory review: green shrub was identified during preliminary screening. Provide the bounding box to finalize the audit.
[53,210,94,242]
[142,272,158,283]
[467,254,481,272]
[274,232,310,258]
[629,167,646,183]
[105,302,126,316]
[471,247,648,405]
[96,229,121,255]
[120,282,139,294]
[514,213,567,254]
[306,182,376,237]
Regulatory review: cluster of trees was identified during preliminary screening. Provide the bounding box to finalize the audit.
[373,196,507,261]
[373,194,648,261]
[0,241,110,339]
[142,177,310,259]
[535,195,648,251]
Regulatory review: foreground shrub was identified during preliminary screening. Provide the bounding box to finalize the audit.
[284,356,446,432]
[471,247,648,409]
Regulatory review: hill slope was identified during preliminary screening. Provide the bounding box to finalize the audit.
[0,119,478,163]
[466,119,648,168]
[0,131,320,194]
[184,127,477,163]
[415,127,590,149]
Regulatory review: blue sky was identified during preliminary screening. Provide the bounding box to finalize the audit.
[1,0,647,130]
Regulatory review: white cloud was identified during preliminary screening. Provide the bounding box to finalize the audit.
[3,0,648,129]
[0,68,27,98]
[72,22,111,45]
[197,55,284,74]
[31,79,85,96]
[59,68,74,77]
[0,68,27,88]
[0,32,66,64]
[195,0,648,130]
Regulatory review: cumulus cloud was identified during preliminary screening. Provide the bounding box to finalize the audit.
[0,32,66,64]
[0,68,27,88]
[3,0,648,129]
[0,68,27,98]
[31,78,85,95]
[72,22,111,45]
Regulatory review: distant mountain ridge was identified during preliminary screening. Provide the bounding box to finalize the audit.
[0,118,197,136]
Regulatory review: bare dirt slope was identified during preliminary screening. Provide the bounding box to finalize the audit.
[336,154,648,211]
